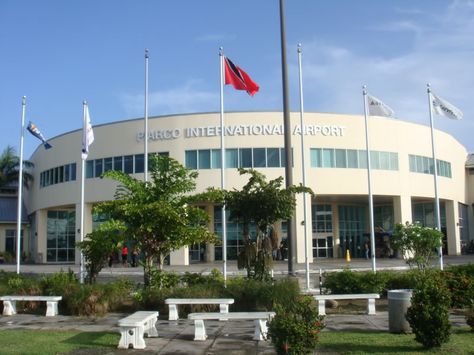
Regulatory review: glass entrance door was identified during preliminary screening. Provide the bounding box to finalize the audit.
[312,235,333,258]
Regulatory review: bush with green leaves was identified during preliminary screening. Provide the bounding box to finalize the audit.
[392,222,443,271]
[406,271,451,348]
[268,295,325,355]
[466,305,474,332]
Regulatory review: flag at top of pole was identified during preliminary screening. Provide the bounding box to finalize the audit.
[27,122,52,149]
[431,93,463,120]
[223,56,260,96]
[81,103,94,160]
[367,94,394,117]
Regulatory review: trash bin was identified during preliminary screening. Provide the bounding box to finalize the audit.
[388,289,412,333]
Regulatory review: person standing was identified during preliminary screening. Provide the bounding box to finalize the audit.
[131,247,138,267]
[121,245,128,266]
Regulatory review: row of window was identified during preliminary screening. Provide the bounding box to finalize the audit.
[40,163,77,188]
[85,152,168,179]
[409,155,452,178]
[185,148,289,170]
[39,149,454,188]
[310,148,399,171]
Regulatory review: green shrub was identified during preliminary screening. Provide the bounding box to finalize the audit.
[180,269,224,287]
[225,277,299,312]
[66,284,109,316]
[148,269,180,289]
[406,271,451,348]
[322,269,363,294]
[466,305,474,332]
[102,278,136,312]
[268,295,325,355]
[444,271,474,308]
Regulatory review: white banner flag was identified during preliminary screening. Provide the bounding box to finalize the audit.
[431,93,463,120]
[81,104,94,160]
[367,94,394,117]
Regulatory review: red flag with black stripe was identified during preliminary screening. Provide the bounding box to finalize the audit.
[224,56,259,96]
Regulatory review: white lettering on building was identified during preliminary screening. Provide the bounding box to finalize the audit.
[137,124,346,141]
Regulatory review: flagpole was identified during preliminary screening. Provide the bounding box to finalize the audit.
[16,96,26,274]
[427,84,443,270]
[144,49,149,182]
[362,86,377,273]
[80,101,87,283]
[297,44,310,289]
[219,47,227,285]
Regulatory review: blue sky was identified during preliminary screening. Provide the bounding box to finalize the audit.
[1,0,473,158]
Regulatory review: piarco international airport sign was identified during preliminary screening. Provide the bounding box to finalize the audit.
[136,124,346,142]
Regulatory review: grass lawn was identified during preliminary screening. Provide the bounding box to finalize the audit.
[318,327,474,354]
[0,329,119,355]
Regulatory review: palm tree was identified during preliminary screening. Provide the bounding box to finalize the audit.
[0,145,34,190]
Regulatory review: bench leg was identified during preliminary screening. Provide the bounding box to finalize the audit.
[254,319,268,341]
[318,300,326,316]
[45,301,59,317]
[367,298,376,315]
[194,319,207,341]
[144,316,159,337]
[2,300,16,316]
[118,326,146,349]
[168,304,179,321]
[219,304,229,321]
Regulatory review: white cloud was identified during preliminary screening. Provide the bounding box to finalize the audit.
[293,1,474,151]
[120,80,219,116]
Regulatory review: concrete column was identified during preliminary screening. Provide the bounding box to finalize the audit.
[205,204,215,262]
[445,200,461,255]
[170,246,189,266]
[36,209,48,263]
[393,195,412,225]
[331,203,340,258]
[295,193,312,263]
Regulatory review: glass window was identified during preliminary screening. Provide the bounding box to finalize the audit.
[280,148,287,168]
[211,149,221,169]
[409,155,416,172]
[134,154,144,173]
[253,148,266,167]
[379,152,390,170]
[267,148,280,167]
[347,149,358,168]
[54,167,59,184]
[226,149,238,168]
[390,153,398,170]
[239,148,252,168]
[104,158,113,172]
[70,163,76,181]
[310,149,320,168]
[113,156,123,172]
[94,159,103,178]
[58,166,64,183]
[358,150,367,169]
[124,155,133,174]
[370,151,380,169]
[335,149,346,168]
[86,160,94,179]
[198,150,211,169]
[322,149,334,168]
[185,150,198,169]
[64,165,70,182]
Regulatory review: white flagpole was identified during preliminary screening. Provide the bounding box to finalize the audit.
[427,84,444,270]
[219,47,227,285]
[297,44,310,290]
[144,49,149,182]
[362,86,377,273]
[16,96,26,274]
[80,101,87,283]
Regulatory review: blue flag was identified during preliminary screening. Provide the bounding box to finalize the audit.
[27,121,52,149]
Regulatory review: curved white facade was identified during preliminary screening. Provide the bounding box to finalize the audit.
[24,112,472,264]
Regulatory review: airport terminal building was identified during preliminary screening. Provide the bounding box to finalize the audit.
[4,111,474,265]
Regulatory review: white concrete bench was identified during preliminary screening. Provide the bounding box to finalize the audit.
[117,311,159,349]
[165,298,234,320]
[0,295,62,316]
[313,293,380,316]
[188,311,275,341]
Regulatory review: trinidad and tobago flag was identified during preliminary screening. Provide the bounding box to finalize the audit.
[224,56,260,96]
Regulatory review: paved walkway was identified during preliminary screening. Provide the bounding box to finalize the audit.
[0,255,472,354]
